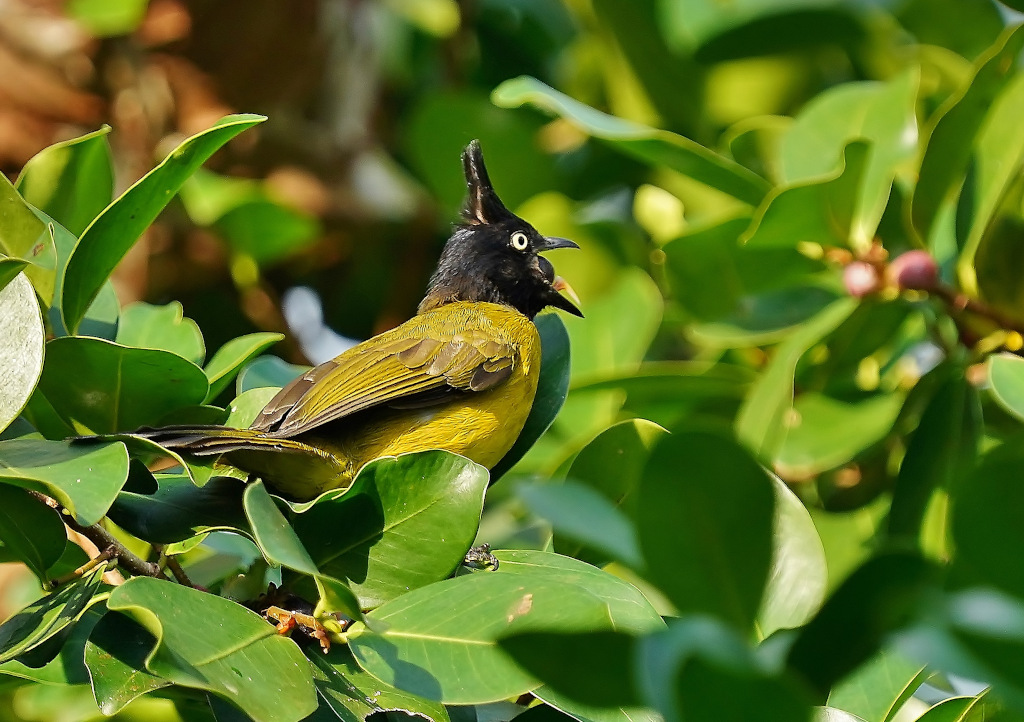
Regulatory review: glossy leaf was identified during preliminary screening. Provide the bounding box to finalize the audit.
[0,172,56,303]
[827,650,926,722]
[492,313,571,479]
[204,332,284,402]
[244,480,318,576]
[786,553,935,696]
[492,76,770,206]
[517,480,642,569]
[84,610,169,715]
[690,285,843,348]
[0,258,27,292]
[107,473,249,544]
[912,24,1024,245]
[815,709,869,722]
[237,354,307,393]
[292,451,488,609]
[759,474,828,637]
[0,438,129,525]
[62,114,266,333]
[638,431,774,631]
[38,337,209,434]
[913,695,990,722]
[349,550,660,705]
[773,392,904,478]
[987,353,1024,422]
[213,198,320,264]
[0,563,106,664]
[744,142,868,251]
[107,576,317,722]
[14,126,113,237]
[309,645,450,722]
[0,485,67,581]
[0,273,45,434]
[736,298,857,457]
[116,301,206,365]
[0,602,101,686]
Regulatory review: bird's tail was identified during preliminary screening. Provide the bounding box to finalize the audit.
[133,425,331,459]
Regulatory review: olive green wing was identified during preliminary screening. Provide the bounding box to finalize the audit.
[250,326,515,438]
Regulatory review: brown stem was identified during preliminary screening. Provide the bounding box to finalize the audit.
[162,551,197,588]
[29,491,168,581]
[930,283,1024,338]
[48,547,117,588]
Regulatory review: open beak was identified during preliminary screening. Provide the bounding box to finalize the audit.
[536,236,580,252]
[550,276,583,317]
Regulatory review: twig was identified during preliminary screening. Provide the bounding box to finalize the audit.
[29,491,168,581]
[48,547,117,588]
[162,551,198,588]
[931,283,1024,338]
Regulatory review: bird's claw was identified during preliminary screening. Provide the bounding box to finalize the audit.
[263,605,332,653]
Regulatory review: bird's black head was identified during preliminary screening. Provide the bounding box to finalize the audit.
[418,140,582,320]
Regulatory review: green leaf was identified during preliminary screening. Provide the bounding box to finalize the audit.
[244,480,318,576]
[237,355,307,393]
[116,301,206,365]
[815,708,869,722]
[349,550,660,705]
[84,610,169,715]
[0,563,106,664]
[735,298,857,457]
[889,366,980,547]
[107,474,249,544]
[0,485,67,581]
[988,353,1024,422]
[107,576,317,722]
[498,630,640,708]
[492,314,571,479]
[291,451,488,609]
[638,431,774,632]
[62,114,266,333]
[786,552,935,696]
[309,645,450,722]
[951,442,1024,599]
[517,481,642,569]
[912,24,1024,246]
[492,76,771,206]
[0,173,56,303]
[827,650,926,722]
[214,198,320,264]
[0,258,27,292]
[204,332,284,402]
[913,695,991,722]
[689,286,844,348]
[778,72,919,250]
[0,273,45,434]
[38,337,209,434]
[758,474,828,637]
[0,438,129,525]
[15,126,113,237]
[67,0,148,35]
[773,392,904,478]
[0,602,101,686]
[744,142,869,251]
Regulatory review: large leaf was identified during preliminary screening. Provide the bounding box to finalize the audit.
[349,550,661,705]
[735,298,857,457]
[84,610,169,715]
[913,695,991,722]
[0,273,45,434]
[492,314,571,479]
[244,480,319,576]
[827,650,926,722]
[987,353,1024,422]
[106,576,317,722]
[912,24,1024,246]
[0,438,129,525]
[204,332,284,402]
[637,431,774,632]
[291,451,489,609]
[0,563,106,664]
[62,114,266,333]
[116,301,206,366]
[0,602,101,686]
[38,337,209,434]
[0,485,67,581]
[492,77,770,206]
[15,126,113,237]
[0,172,56,303]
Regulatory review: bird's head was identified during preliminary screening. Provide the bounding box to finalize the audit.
[419,140,582,320]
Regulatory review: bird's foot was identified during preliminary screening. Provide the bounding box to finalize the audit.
[463,542,499,570]
[263,606,332,653]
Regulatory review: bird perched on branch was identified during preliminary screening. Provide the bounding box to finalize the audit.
[141,140,581,500]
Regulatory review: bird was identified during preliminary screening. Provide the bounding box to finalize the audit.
[139,140,581,500]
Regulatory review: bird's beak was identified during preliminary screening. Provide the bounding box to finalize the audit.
[536,236,580,252]
[550,276,583,317]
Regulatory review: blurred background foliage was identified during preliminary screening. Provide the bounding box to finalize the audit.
[5,0,1024,719]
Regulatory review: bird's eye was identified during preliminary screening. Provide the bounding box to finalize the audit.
[510,231,529,251]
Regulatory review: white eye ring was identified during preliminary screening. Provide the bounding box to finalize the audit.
[510,231,529,251]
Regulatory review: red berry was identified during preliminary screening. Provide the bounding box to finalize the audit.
[843,261,881,298]
[887,250,939,290]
